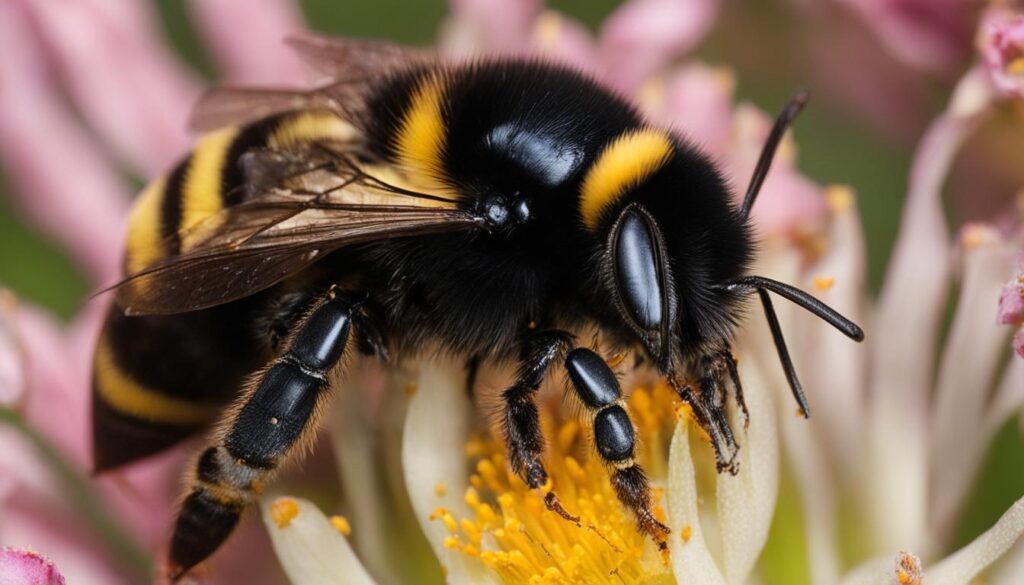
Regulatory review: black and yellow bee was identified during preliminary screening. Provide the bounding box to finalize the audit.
[91,35,863,580]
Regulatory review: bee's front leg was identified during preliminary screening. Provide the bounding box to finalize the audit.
[671,350,745,475]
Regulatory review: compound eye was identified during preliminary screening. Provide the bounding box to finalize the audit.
[611,205,670,333]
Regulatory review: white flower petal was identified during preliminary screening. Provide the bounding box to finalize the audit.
[401,357,500,585]
[865,86,986,555]
[926,496,1024,585]
[667,419,728,585]
[330,365,396,583]
[838,556,894,585]
[930,227,1017,541]
[260,496,376,585]
[774,386,844,585]
[985,358,1024,436]
[716,356,779,585]
[797,187,868,475]
[839,552,923,585]
[987,538,1024,584]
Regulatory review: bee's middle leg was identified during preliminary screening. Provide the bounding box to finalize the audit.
[499,329,577,519]
[167,287,360,581]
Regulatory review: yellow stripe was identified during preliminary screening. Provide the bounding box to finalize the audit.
[179,127,238,250]
[579,129,673,231]
[394,74,451,193]
[125,177,168,275]
[268,110,355,148]
[94,335,218,425]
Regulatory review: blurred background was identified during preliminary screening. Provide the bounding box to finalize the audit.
[1,1,1022,583]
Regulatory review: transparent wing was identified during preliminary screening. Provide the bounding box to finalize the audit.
[189,34,429,131]
[111,147,480,315]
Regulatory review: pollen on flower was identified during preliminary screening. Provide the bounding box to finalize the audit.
[435,482,447,497]
[812,276,835,292]
[960,223,998,250]
[1007,56,1024,75]
[637,77,667,112]
[270,497,300,529]
[329,515,352,536]
[432,383,679,584]
[533,11,563,48]
[825,185,856,214]
[680,525,692,543]
[894,551,923,585]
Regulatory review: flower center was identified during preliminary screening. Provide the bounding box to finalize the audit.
[433,383,681,584]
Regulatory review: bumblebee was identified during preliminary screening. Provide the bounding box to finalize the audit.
[91,34,863,580]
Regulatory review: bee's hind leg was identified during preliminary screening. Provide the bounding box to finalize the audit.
[564,348,670,550]
[167,287,361,582]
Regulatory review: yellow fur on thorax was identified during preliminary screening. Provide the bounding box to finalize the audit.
[579,129,673,231]
[394,74,452,194]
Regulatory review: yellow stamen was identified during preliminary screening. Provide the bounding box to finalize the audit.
[961,223,997,250]
[825,184,856,214]
[270,497,299,529]
[329,515,352,536]
[813,276,835,292]
[433,384,680,583]
[1007,56,1024,75]
[533,11,562,48]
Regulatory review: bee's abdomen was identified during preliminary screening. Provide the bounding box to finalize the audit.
[94,110,356,471]
[92,301,264,471]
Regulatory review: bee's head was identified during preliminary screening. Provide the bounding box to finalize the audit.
[598,182,751,374]
[593,91,862,386]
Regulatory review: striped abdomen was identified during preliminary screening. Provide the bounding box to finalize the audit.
[92,110,353,471]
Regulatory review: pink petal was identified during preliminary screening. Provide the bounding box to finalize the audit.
[187,0,308,85]
[998,274,1024,326]
[2,511,130,585]
[599,0,718,93]
[978,7,1024,100]
[654,63,735,158]
[0,548,66,585]
[0,293,27,408]
[1015,328,1024,358]
[14,305,94,466]
[838,0,974,77]
[19,0,200,176]
[448,0,543,52]
[929,225,1017,542]
[728,104,828,236]
[0,2,129,284]
[532,11,601,73]
[864,71,988,555]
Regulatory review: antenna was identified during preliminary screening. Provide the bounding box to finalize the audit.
[739,90,810,219]
[722,275,864,418]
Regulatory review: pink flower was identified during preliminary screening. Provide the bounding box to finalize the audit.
[0,548,66,585]
[979,6,1024,99]
[998,257,1024,358]
[0,1,308,583]
[837,0,976,77]
[444,0,718,93]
